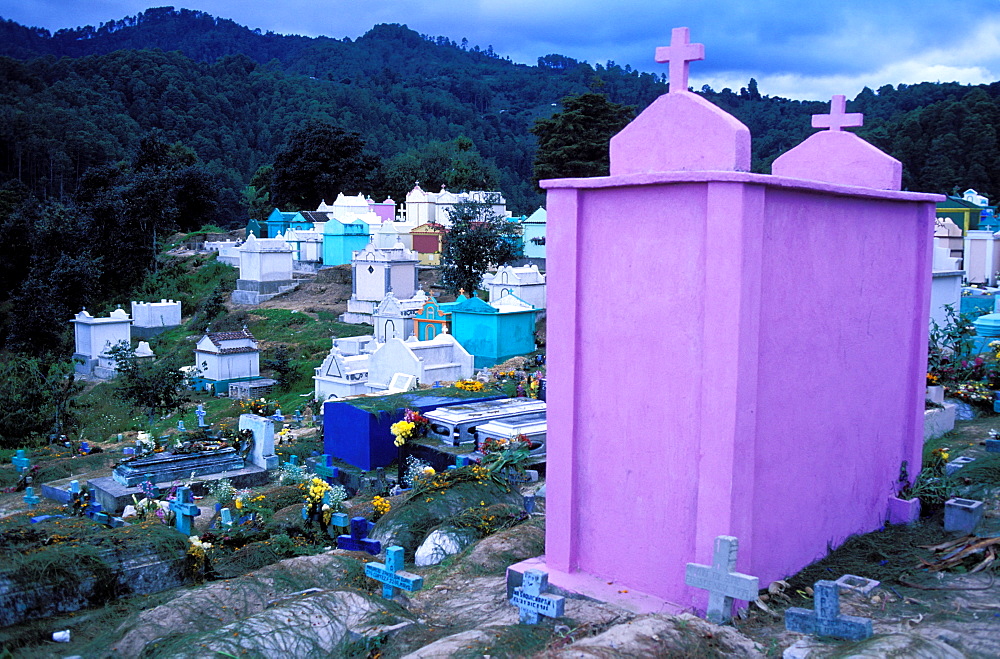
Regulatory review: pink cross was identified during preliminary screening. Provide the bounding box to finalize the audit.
[812,95,863,131]
[655,27,704,94]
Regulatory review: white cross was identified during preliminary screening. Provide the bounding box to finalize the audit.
[655,27,705,94]
[812,95,863,132]
[685,535,759,623]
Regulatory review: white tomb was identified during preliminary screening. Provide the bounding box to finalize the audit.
[193,329,260,388]
[373,290,428,343]
[313,336,376,401]
[931,244,964,330]
[318,193,384,228]
[424,399,547,446]
[482,265,547,312]
[131,299,182,337]
[341,238,420,324]
[283,227,324,270]
[403,184,509,228]
[366,331,474,390]
[71,307,133,378]
[231,233,297,305]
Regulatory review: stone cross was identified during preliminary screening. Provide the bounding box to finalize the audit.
[85,501,103,519]
[314,454,340,485]
[195,404,207,428]
[169,486,201,536]
[785,580,873,641]
[510,569,565,624]
[684,535,759,623]
[12,450,30,474]
[337,516,382,555]
[812,95,863,132]
[177,420,186,432]
[23,486,40,509]
[655,27,705,94]
[365,545,424,599]
[220,507,234,529]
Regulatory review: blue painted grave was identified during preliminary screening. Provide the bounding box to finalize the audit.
[177,420,185,432]
[337,516,381,555]
[219,507,234,529]
[510,569,565,624]
[314,454,340,485]
[196,404,207,428]
[785,580,873,641]
[23,487,40,509]
[30,514,66,524]
[170,487,201,536]
[12,450,30,474]
[79,441,90,454]
[365,546,424,599]
[324,393,502,471]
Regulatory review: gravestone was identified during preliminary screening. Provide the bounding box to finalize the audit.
[238,414,279,470]
[196,404,207,428]
[337,517,381,554]
[170,487,201,536]
[12,450,29,474]
[365,546,424,599]
[944,498,984,533]
[510,569,565,624]
[314,454,340,485]
[231,234,296,305]
[785,580,873,641]
[23,487,40,509]
[521,26,937,612]
[684,535,759,623]
[220,507,234,529]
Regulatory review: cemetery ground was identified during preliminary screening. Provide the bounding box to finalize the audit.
[2,416,1000,657]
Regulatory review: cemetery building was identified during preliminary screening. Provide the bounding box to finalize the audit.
[264,208,311,239]
[373,290,427,343]
[231,233,297,305]
[513,28,939,616]
[931,245,964,330]
[403,184,509,228]
[413,296,453,340]
[410,222,447,265]
[130,299,182,338]
[283,227,325,272]
[482,265,547,313]
[321,214,370,266]
[963,224,1000,285]
[341,239,420,324]
[449,292,537,368]
[936,188,997,233]
[192,328,263,395]
[313,335,379,401]
[520,207,547,268]
[71,307,133,378]
[366,332,474,390]
[934,217,963,265]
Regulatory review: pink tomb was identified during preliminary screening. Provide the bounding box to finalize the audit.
[512,28,942,616]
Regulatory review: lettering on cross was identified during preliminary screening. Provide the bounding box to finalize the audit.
[365,545,424,599]
[510,569,565,624]
[812,95,863,132]
[655,27,705,94]
[685,535,759,624]
[785,580,873,641]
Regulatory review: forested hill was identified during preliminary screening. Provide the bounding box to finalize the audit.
[3,6,1000,212]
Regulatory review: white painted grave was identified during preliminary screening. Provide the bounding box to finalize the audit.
[193,329,260,386]
[366,332,474,391]
[238,413,279,470]
[71,307,133,378]
[232,233,296,304]
[373,291,427,343]
[483,265,546,311]
[341,239,420,324]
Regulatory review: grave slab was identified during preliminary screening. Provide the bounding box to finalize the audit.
[944,498,985,534]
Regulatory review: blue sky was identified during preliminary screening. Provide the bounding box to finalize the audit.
[3,1,999,100]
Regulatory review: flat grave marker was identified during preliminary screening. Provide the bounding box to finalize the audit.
[365,545,424,599]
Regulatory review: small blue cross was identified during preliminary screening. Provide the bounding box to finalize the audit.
[23,487,40,509]
[169,486,202,536]
[337,516,381,555]
[177,420,186,432]
[365,546,424,599]
[314,454,340,485]
[511,569,565,624]
[196,404,207,428]
[12,450,30,474]
[785,580,873,641]
[85,502,103,519]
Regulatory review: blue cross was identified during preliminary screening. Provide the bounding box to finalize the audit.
[785,580,873,641]
[511,569,565,624]
[365,546,424,599]
[12,450,30,474]
[23,487,40,509]
[196,404,207,427]
[169,486,202,536]
[314,454,340,485]
[85,502,103,519]
[337,516,381,555]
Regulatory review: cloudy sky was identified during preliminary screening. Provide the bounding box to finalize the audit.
[3,1,1000,100]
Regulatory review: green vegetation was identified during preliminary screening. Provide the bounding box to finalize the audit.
[440,199,523,295]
